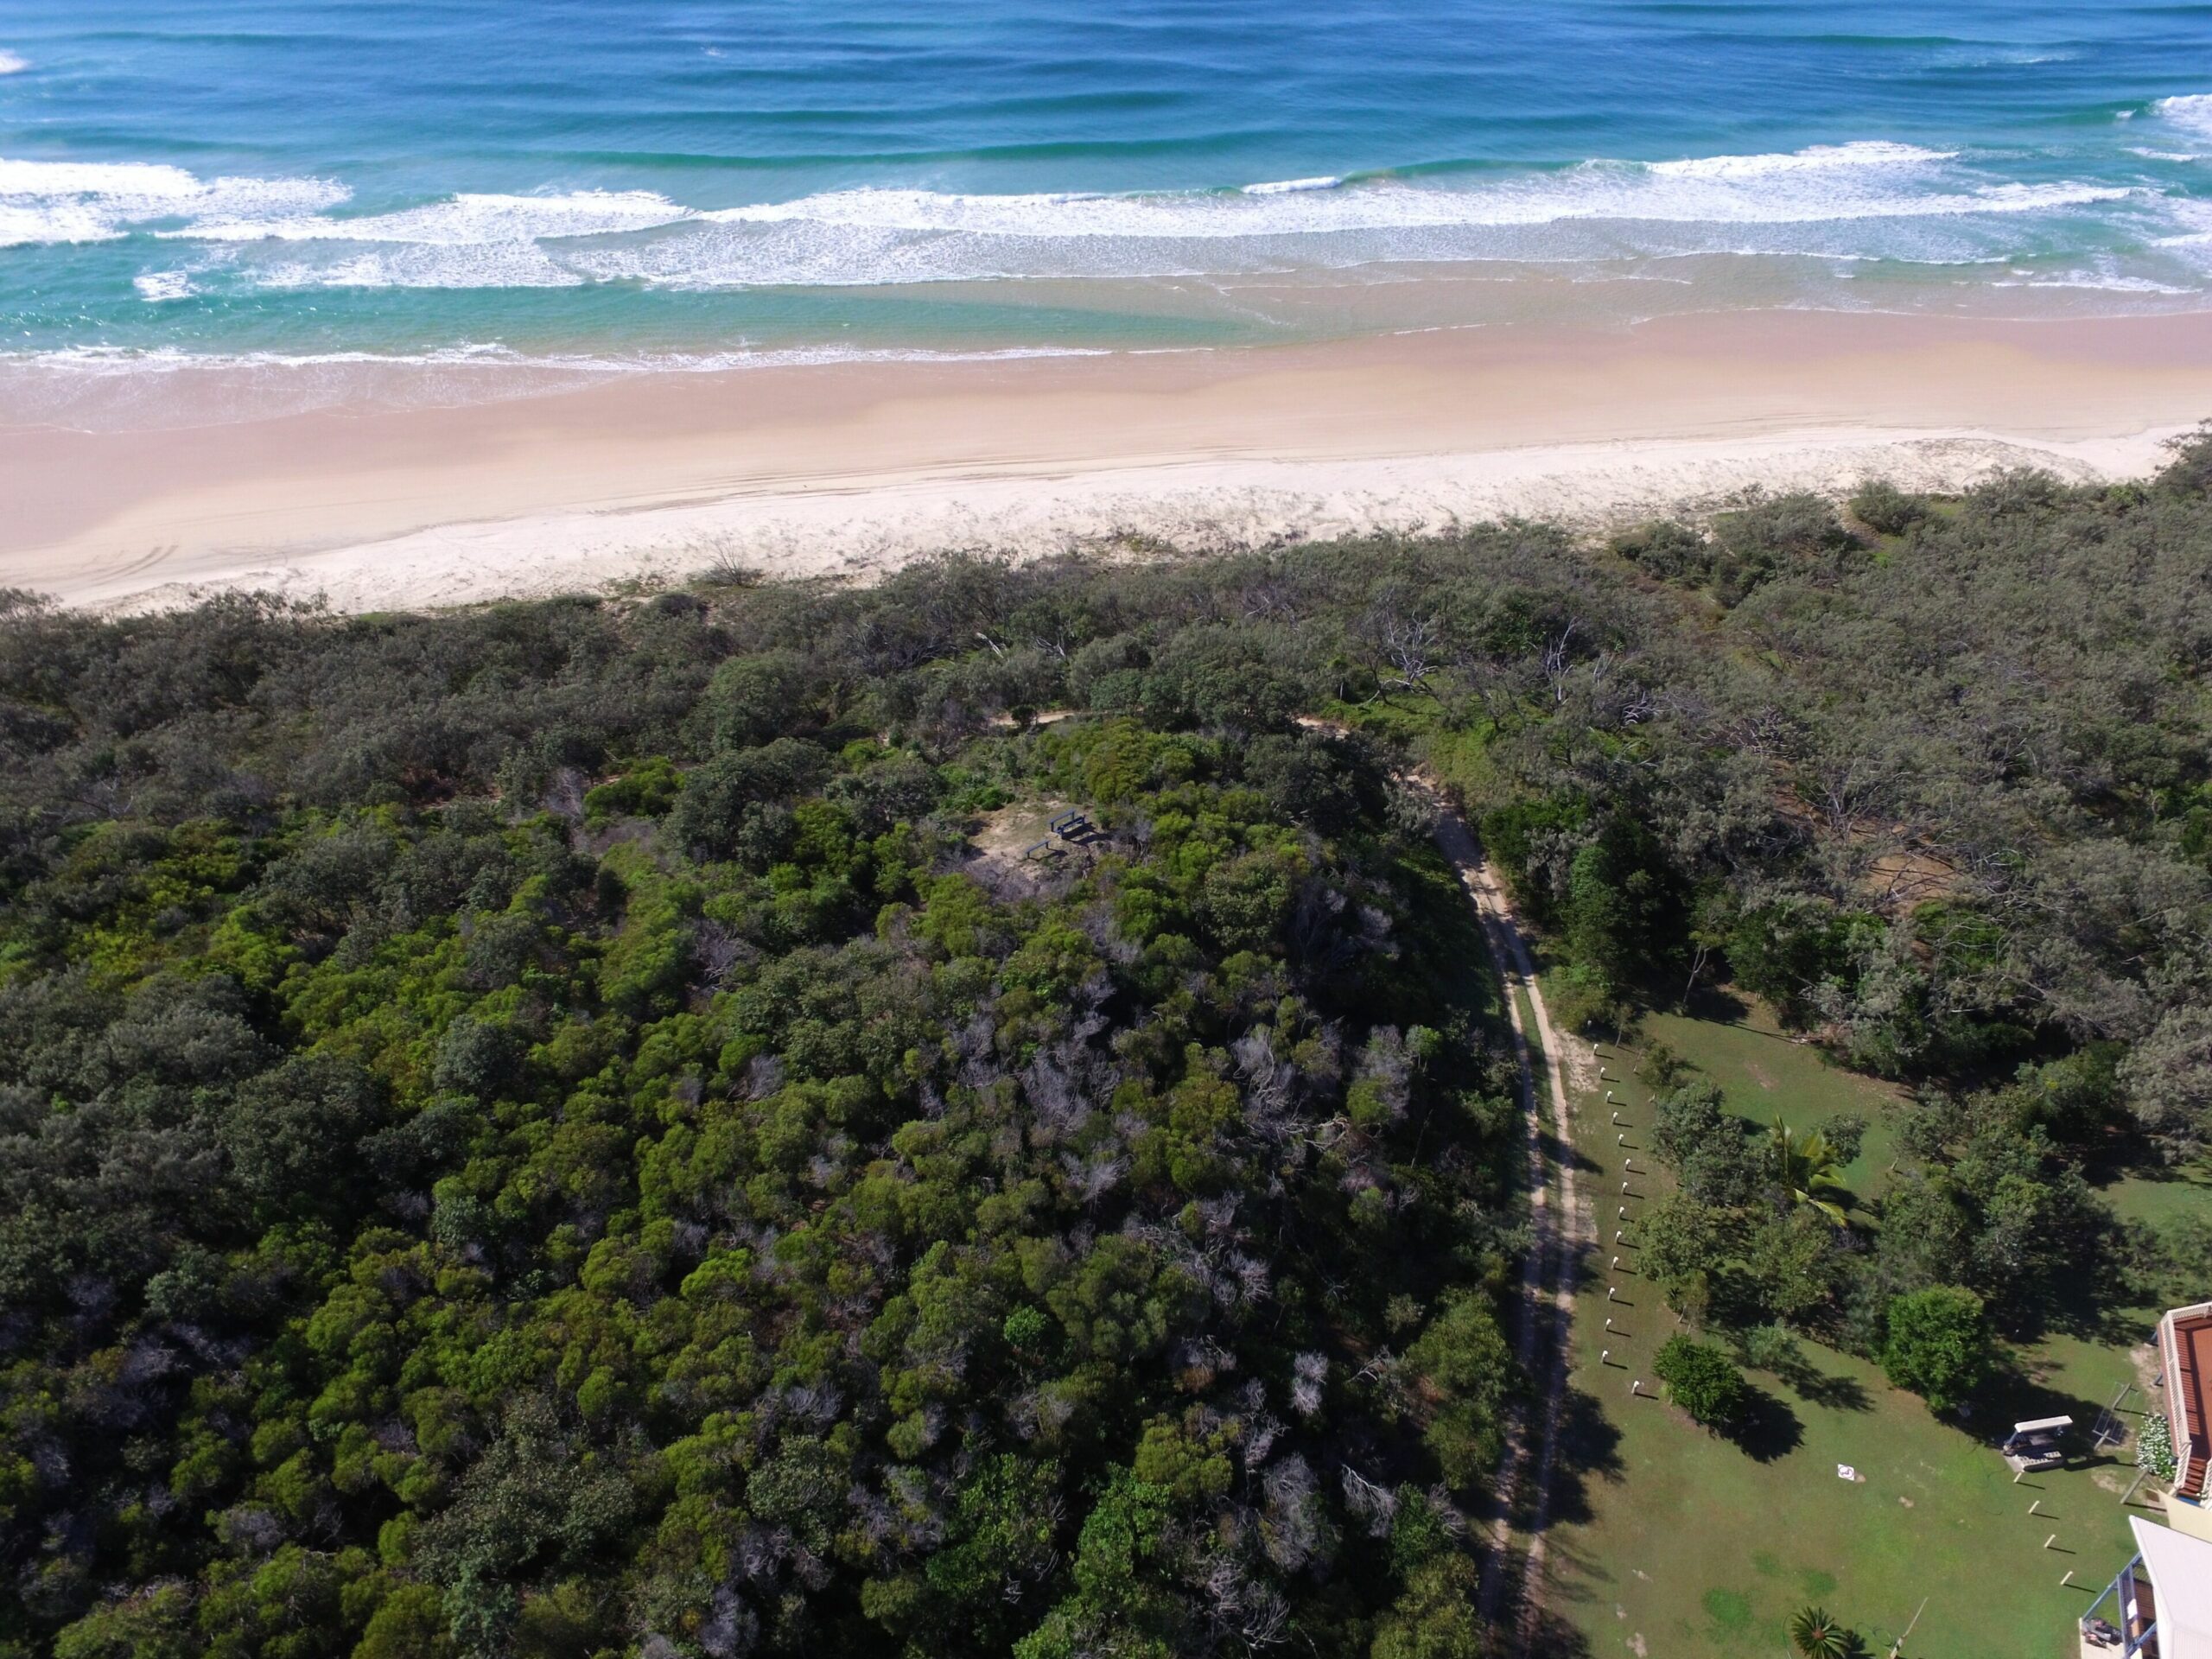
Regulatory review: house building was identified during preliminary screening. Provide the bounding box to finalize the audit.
[2081,1517,2212,1659]
[2081,1305,2212,1657]
[2158,1300,2212,1542]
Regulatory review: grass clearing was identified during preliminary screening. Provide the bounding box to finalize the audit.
[1546,987,2156,1659]
[2094,1157,2212,1233]
[1638,998,1903,1201]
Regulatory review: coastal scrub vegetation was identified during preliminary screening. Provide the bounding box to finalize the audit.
[0,575,1521,1657]
[1572,454,2212,1415]
[3,435,2212,1656]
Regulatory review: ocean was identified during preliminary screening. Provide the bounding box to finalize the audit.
[2,0,2209,421]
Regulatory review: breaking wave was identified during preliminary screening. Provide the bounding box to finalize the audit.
[24,139,2155,295]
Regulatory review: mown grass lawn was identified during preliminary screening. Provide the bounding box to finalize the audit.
[2095,1157,2212,1233]
[1543,988,2157,1659]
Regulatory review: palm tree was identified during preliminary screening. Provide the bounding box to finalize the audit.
[1770,1118,1851,1224]
[1789,1605,1853,1659]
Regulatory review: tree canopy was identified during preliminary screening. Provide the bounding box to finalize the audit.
[1650,1337,1748,1428]
[4,435,2212,1655]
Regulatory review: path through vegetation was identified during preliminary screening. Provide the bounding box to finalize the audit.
[1430,798,1586,1650]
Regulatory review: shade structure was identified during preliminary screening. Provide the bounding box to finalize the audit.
[2132,1516,2212,1658]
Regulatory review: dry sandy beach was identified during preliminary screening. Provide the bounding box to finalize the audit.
[8,307,2212,613]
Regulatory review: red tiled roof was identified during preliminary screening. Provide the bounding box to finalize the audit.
[2164,1304,2212,1500]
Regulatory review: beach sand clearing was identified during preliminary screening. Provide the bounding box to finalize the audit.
[9,308,2212,613]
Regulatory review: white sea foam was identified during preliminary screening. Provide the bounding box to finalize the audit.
[0,339,1118,385]
[668,157,2119,244]
[176,188,690,245]
[162,189,696,288]
[10,141,2172,296]
[1990,274,2197,295]
[0,156,347,246]
[0,202,115,245]
[537,150,2133,291]
[2153,200,2212,257]
[2155,95,2212,139]
[0,158,209,200]
[260,245,589,289]
[1646,141,1954,179]
[0,51,26,74]
[1936,48,2076,69]
[133,270,195,302]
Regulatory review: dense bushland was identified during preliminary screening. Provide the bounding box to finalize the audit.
[0,582,1522,1659]
[3,435,2212,1656]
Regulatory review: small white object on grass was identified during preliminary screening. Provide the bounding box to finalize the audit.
[1836,1465,1857,1481]
[1601,1349,1610,1364]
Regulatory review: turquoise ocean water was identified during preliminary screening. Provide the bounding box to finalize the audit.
[2,0,2210,419]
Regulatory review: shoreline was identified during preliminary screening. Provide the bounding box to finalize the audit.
[9,308,2212,613]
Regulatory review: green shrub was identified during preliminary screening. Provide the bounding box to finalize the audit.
[1880,1287,1991,1411]
[1848,479,1931,537]
[1652,1335,1747,1427]
[582,754,684,822]
[2137,1411,2177,1485]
